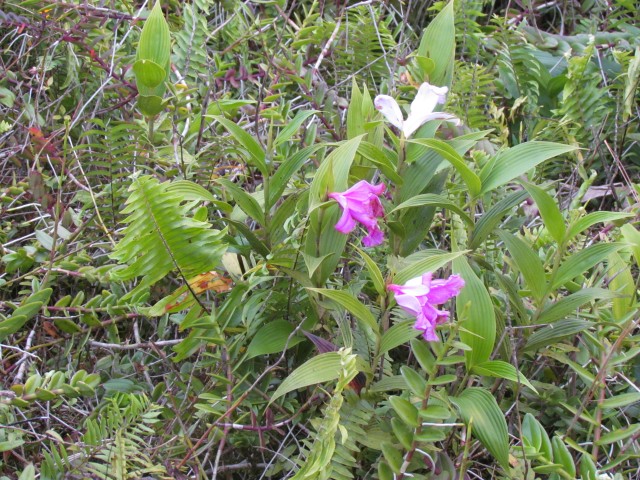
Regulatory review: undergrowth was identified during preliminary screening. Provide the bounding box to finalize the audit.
[0,1,639,479]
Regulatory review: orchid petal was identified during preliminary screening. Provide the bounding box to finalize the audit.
[427,275,465,304]
[334,207,357,233]
[374,95,404,131]
[392,293,423,317]
[362,226,384,247]
[411,83,447,119]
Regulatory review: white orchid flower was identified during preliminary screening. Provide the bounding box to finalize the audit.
[374,82,460,138]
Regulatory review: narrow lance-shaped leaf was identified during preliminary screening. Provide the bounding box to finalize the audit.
[417,0,455,87]
[308,288,379,335]
[269,351,355,404]
[521,182,566,245]
[552,243,625,289]
[451,388,510,471]
[536,288,617,324]
[390,193,473,226]
[407,138,481,197]
[354,245,386,298]
[453,256,496,368]
[274,109,318,147]
[468,190,529,249]
[479,142,577,194]
[213,115,268,176]
[246,320,304,359]
[498,231,547,303]
[395,250,467,285]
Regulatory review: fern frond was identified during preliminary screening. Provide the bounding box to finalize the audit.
[553,42,611,144]
[109,175,227,301]
[329,397,375,479]
[174,0,213,85]
[290,349,359,480]
[41,394,166,480]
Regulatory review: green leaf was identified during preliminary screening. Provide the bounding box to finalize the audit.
[417,0,455,86]
[479,142,577,194]
[415,427,447,442]
[390,193,473,226]
[354,246,386,298]
[213,115,268,176]
[521,182,566,244]
[381,443,403,473]
[468,190,529,249]
[400,366,427,399]
[621,224,640,266]
[347,80,364,140]
[454,256,496,368]
[594,424,640,445]
[274,110,319,147]
[428,374,457,385]
[567,211,633,241]
[0,315,28,340]
[389,395,419,427]
[132,59,166,89]
[522,413,552,461]
[552,243,625,289]
[0,439,25,452]
[580,454,598,480]
[452,388,510,471]
[525,318,594,352]
[391,417,414,450]
[600,392,640,409]
[411,338,436,373]
[407,139,481,197]
[536,288,617,324]
[269,144,322,207]
[608,252,636,321]
[357,141,402,185]
[395,250,467,285]
[370,375,408,393]
[137,95,164,117]
[472,360,538,393]
[166,180,232,213]
[18,463,36,480]
[420,405,451,420]
[137,1,171,68]
[378,461,394,480]
[269,352,347,404]
[246,320,303,359]
[215,177,265,225]
[309,288,379,334]
[379,321,421,357]
[309,137,364,210]
[551,436,576,478]
[498,231,547,302]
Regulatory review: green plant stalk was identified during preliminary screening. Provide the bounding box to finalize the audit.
[392,136,407,256]
[397,327,458,479]
[458,418,473,480]
[148,116,155,143]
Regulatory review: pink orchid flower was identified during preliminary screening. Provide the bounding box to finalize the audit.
[388,272,465,341]
[328,180,386,247]
[374,82,460,138]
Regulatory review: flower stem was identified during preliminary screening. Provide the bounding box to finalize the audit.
[397,328,458,478]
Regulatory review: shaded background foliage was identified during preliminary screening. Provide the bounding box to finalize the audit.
[0,0,639,478]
